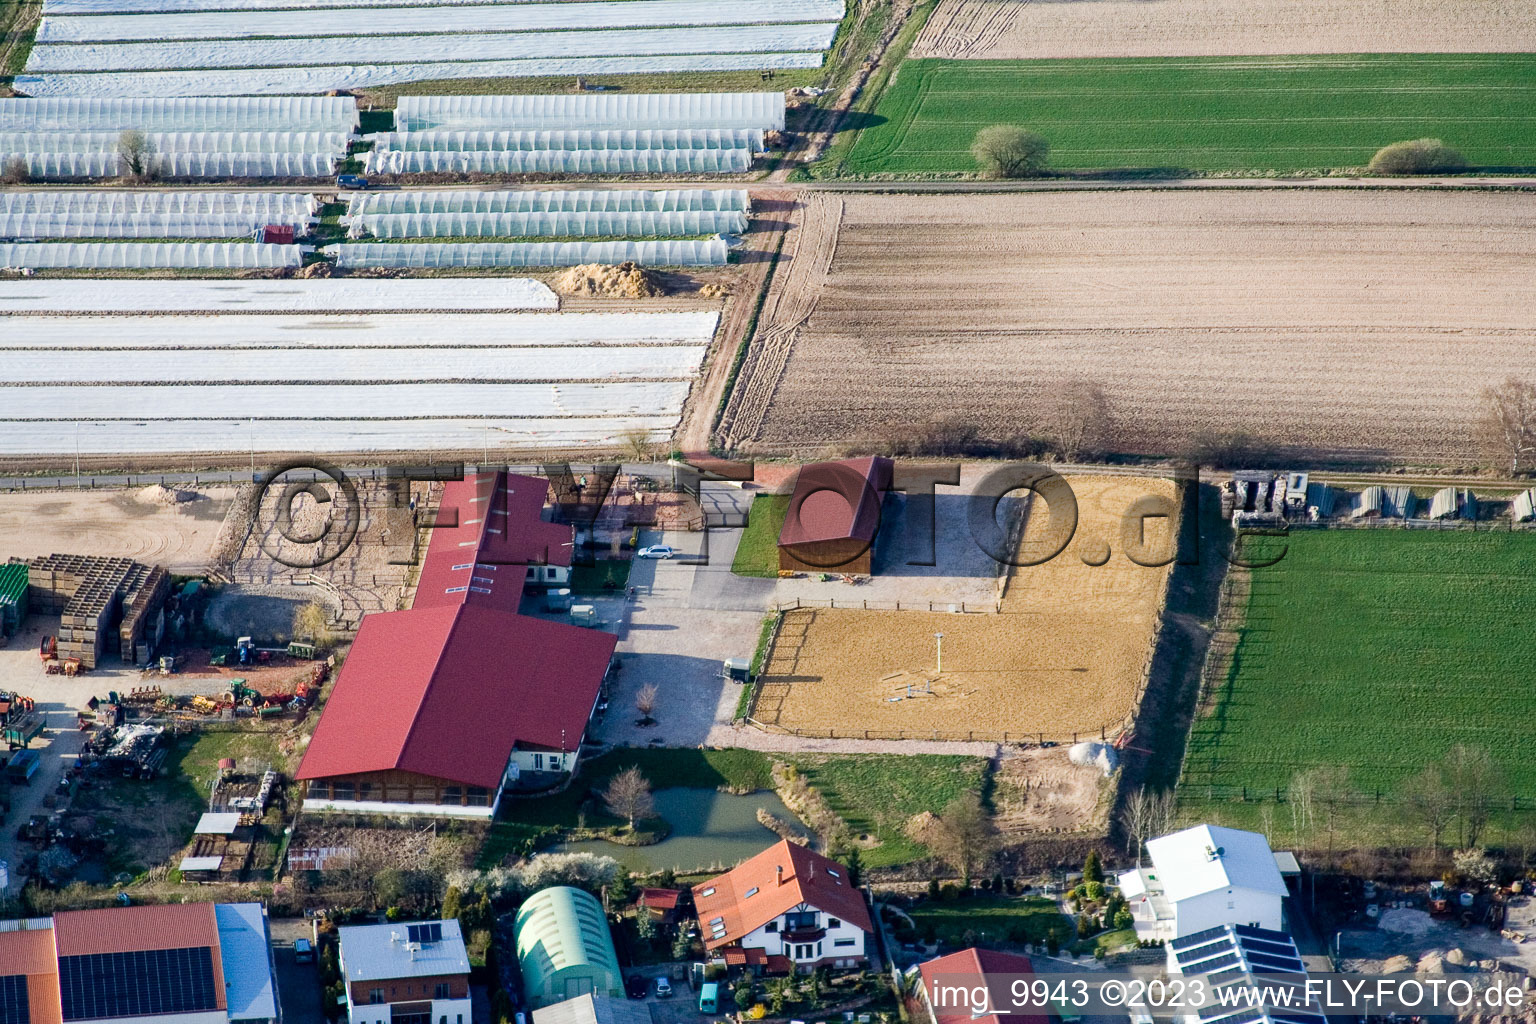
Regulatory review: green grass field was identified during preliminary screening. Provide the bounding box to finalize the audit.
[1180,530,1536,840]
[840,54,1536,176]
[907,895,1070,947]
[731,494,790,577]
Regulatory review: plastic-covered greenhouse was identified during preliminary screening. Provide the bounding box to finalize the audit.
[0,130,349,153]
[0,96,358,132]
[394,92,785,132]
[347,188,749,217]
[365,128,763,153]
[345,209,747,240]
[0,211,309,238]
[364,148,749,175]
[10,152,339,178]
[332,239,728,268]
[0,190,317,216]
[0,241,302,268]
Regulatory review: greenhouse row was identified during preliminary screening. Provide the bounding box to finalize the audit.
[363,148,751,175]
[35,0,846,42]
[395,91,786,133]
[8,152,341,178]
[0,190,317,216]
[14,53,823,98]
[0,278,560,313]
[0,130,350,154]
[0,311,718,348]
[332,239,729,268]
[0,211,311,239]
[0,241,303,269]
[345,209,748,240]
[345,188,750,217]
[0,96,359,132]
[365,128,764,154]
[26,22,838,72]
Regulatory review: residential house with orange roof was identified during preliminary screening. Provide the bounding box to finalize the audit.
[690,840,872,974]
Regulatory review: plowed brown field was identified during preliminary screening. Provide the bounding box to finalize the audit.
[755,476,1174,740]
[730,191,1536,464]
[912,0,1536,59]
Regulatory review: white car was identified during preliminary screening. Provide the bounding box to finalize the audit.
[655,978,673,999]
[637,545,675,559]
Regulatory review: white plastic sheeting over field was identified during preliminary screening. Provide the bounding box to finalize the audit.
[9,346,709,383]
[396,91,786,132]
[27,23,838,71]
[363,147,750,175]
[0,417,679,455]
[0,242,301,268]
[0,212,309,238]
[35,0,845,41]
[366,128,763,153]
[0,311,717,345]
[0,131,349,153]
[0,278,559,313]
[0,96,358,132]
[0,190,315,217]
[15,53,823,98]
[347,188,749,216]
[347,209,748,239]
[45,0,807,10]
[333,239,728,268]
[12,152,339,178]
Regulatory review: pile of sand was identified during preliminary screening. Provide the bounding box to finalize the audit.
[137,483,199,505]
[552,261,666,298]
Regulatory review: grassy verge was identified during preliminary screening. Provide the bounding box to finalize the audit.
[733,613,780,722]
[731,494,789,577]
[841,53,1536,176]
[907,895,1070,947]
[811,0,939,178]
[0,0,40,80]
[1072,926,1138,958]
[571,558,631,595]
[359,68,824,108]
[1179,529,1536,848]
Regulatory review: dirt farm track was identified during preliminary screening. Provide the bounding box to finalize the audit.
[754,477,1175,741]
[913,0,1536,59]
[722,190,1536,464]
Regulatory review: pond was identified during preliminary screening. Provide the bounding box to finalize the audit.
[564,787,811,873]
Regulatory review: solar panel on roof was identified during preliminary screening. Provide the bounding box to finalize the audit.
[407,922,443,944]
[1245,952,1304,973]
[1234,924,1293,944]
[1270,1012,1326,1024]
[59,946,217,1021]
[1185,952,1241,975]
[0,976,30,1024]
[1171,925,1230,950]
[1238,936,1299,958]
[1200,1010,1265,1024]
[1176,937,1237,964]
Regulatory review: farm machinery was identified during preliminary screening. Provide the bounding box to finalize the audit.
[1,691,44,750]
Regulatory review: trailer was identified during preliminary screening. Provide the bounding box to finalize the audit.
[6,748,41,784]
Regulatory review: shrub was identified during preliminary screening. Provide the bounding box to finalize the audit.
[1367,138,1467,175]
[1114,908,1134,930]
[971,125,1050,178]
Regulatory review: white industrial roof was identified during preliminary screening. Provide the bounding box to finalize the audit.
[179,855,224,871]
[340,918,469,982]
[216,902,279,1023]
[535,993,652,1024]
[194,812,241,835]
[1145,824,1287,904]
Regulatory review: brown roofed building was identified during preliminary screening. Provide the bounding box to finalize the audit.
[691,840,872,973]
[916,949,1049,1024]
[777,458,893,575]
[0,924,62,1024]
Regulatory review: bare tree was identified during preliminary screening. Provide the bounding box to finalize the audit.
[1146,787,1178,839]
[1309,765,1356,866]
[1444,744,1500,847]
[1480,376,1536,474]
[621,428,656,464]
[927,792,1000,885]
[635,683,659,720]
[1042,376,1111,462]
[971,125,1050,179]
[1119,788,1152,862]
[1,156,29,185]
[602,766,655,828]
[1401,762,1456,849]
[1288,769,1316,842]
[117,130,156,180]
[291,600,334,648]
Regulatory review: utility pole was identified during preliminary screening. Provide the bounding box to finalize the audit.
[934,632,944,673]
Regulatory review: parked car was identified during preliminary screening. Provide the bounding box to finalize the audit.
[637,545,675,559]
[655,978,673,999]
[293,938,314,963]
[625,976,648,1000]
[336,173,369,190]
